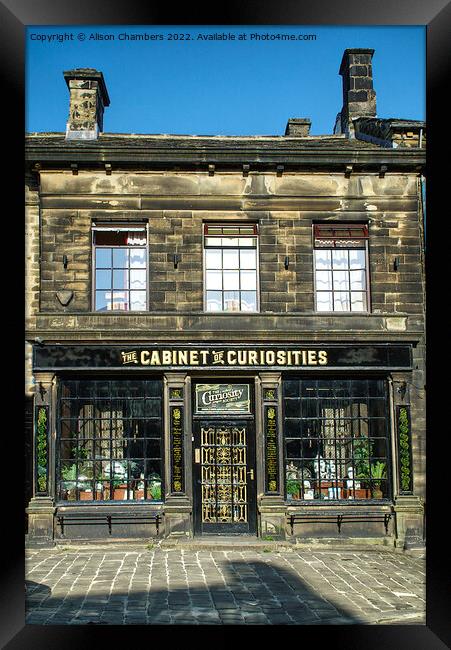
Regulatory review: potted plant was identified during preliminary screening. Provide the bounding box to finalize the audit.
[76,461,93,500]
[60,463,77,500]
[134,478,145,500]
[150,482,162,501]
[286,479,301,500]
[370,461,387,499]
[353,437,373,499]
[112,477,128,500]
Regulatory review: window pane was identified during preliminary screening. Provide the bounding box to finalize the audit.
[315,249,331,270]
[223,271,240,290]
[129,249,146,268]
[223,291,240,311]
[113,270,128,290]
[130,270,146,290]
[239,237,256,247]
[110,292,128,310]
[241,291,257,311]
[94,231,128,246]
[333,292,350,311]
[316,292,333,311]
[206,270,222,290]
[351,292,367,311]
[95,291,112,311]
[240,270,257,290]
[130,291,147,311]
[205,249,222,269]
[126,232,146,246]
[349,249,366,269]
[350,270,366,290]
[332,250,348,269]
[333,271,350,291]
[206,291,222,311]
[96,270,111,290]
[316,271,332,291]
[96,248,111,268]
[223,249,239,269]
[222,227,240,236]
[112,248,129,267]
[222,237,239,247]
[240,249,257,269]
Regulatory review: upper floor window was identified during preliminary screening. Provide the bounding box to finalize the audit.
[313,224,369,312]
[93,224,147,311]
[204,224,259,313]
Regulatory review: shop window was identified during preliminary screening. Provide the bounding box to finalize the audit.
[203,223,259,312]
[313,224,370,312]
[93,224,147,311]
[57,379,163,502]
[283,378,390,501]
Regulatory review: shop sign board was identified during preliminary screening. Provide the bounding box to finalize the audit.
[195,383,250,414]
[33,344,412,371]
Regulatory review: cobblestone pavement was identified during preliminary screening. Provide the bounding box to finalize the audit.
[25,544,426,625]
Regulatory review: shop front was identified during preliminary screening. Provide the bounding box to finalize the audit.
[28,342,419,545]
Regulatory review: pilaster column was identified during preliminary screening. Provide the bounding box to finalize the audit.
[391,372,425,551]
[26,372,56,547]
[163,373,192,538]
[258,373,286,539]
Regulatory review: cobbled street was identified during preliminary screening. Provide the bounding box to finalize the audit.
[25,543,426,626]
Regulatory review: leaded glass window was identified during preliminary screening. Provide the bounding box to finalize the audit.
[57,379,163,502]
[283,378,390,501]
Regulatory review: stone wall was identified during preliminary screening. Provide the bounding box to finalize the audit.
[35,170,424,319]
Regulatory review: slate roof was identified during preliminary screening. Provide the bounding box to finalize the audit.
[25,131,426,170]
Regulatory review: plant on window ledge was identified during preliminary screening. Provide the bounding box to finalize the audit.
[286,479,301,499]
[150,483,162,500]
[370,461,387,498]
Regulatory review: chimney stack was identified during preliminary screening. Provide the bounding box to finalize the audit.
[338,49,376,136]
[63,68,110,140]
[285,118,311,137]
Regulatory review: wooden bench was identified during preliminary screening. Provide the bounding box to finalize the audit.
[288,510,394,536]
[56,510,161,537]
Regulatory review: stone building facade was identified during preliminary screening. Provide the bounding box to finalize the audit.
[25,49,426,548]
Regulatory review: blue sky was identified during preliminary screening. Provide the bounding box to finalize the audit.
[26,25,425,136]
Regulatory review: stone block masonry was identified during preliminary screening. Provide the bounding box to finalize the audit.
[34,171,424,320]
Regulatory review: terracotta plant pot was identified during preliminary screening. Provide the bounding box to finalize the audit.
[79,490,93,501]
[113,486,127,500]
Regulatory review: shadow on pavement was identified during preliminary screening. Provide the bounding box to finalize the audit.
[22,554,421,627]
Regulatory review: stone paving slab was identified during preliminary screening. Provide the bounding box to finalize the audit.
[25,543,426,626]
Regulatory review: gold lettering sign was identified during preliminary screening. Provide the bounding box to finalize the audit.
[170,406,184,494]
[120,347,328,368]
[265,405,279,493]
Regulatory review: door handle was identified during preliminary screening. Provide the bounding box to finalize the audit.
[194,449,200,464]
[247,469,254,480]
